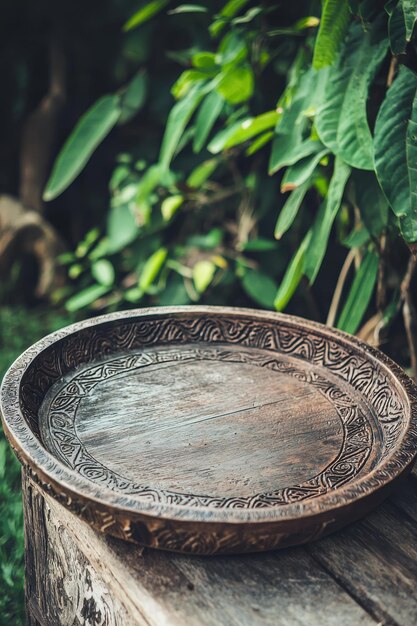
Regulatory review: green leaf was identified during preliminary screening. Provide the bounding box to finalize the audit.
[374,65,417,242]
[193,260,216,292]
[91,259,115,287]
[66,284,109,312]
[353,170,388,237]
[187,159,219,187]
[313,0,350,69]
[193,91,224,152]
[192,52,217,69]
[171,69,211,100]
[107,204,138,253]
[160,84,206,169]
[119,72,148,124]
[342,226,370,248]
[316,23,388,170]
[242,270,276,308]
[207,118,248,153]
[44,95,121,200]
[222,110,279,149]
[241,238,278,252]
[216,65,254,104]
[403,0,417,40]
[139,248,168,290]
[161,195,183,220]
[388,0,407,55]
[210,0,250,37]
[246,131,274,156]
[337,251,379,334]
[168,4,208,14]
[281,147,328,192]
[274,232,311,311]
[123,1,169,31]
[275,180,310,240]
[304,157,351,283]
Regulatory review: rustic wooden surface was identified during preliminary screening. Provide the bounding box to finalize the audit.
[24,467,417,626]
[4,307,417,555]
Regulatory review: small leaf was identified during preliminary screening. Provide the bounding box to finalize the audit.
[304,157,351,283]
[403,0,417,40]
[107,204,138,252]
[246,131,274,156]
[66,284,109,312]
[193,260,216,292]
[91,259,115,287]
[275,180,310,240]
[216,65,254,104]
[193,91,224,152]
[139,248,168,290]
[169,4,208,14]
[242,270,276,307]
[44,95,121,200]
[337,251,379,334]
[160,84,206,169]
[161,195,183,220]
[274,232,311,311]
[210,0,250,36]
[123,0,169,31]
[241,238,278,252]
[187,159,219,187]
[280,148,328,192]
[171,69,211,100]
[222,110,279,149]
[313,0,350,69]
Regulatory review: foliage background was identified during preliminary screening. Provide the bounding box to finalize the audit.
[2,0,417,622]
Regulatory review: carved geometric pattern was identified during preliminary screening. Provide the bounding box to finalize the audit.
[40,346,374,509]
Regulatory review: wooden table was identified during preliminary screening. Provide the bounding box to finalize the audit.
[24,467,417,626]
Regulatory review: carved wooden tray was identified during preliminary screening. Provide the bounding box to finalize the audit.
[2,306,417,555]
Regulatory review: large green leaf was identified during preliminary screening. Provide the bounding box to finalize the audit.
[403,1,417,40]
[388,0,407,54]
[304,157,351,283]
[316,23,388,170]
[313,0,350,69]
[337,251,379,334]
[374,65,417,242]
[160,84,205,169]
[44,95,121,200]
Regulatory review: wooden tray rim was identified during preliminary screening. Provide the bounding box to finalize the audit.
[2,305,417,526]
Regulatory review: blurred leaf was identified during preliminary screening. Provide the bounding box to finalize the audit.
[91,259,115,287]
[304,157,351,283]
[107,204,138,252]
[216,65,254,104]
[187,159,219,187]
[44,95,121,200]
[193,259,216,292]
[242,270,276,307]
[172,69,211,99]
[66,285,109,312]
[193,91,224,152]
[374,65,417,242]
[275,180,310,239]
[169,4,208,14]
[274,232,311,310]
[119,72,148,124]
[241,238,278,251]
[223,110,279,149]
[192,52,217,68]
[313,0,350,69]
[281,147,328,192]
[161,195,184,220]
[342,226,370,248]
[123,0,170,31]
[354,170,388,237]
[388,0,407,54]
[139,248,168,290]
[246,130,274,155]
[208,118,248,153]
[160,84,206,169]
[210,0,251,36]
[187,228,223,248]
[316,23,387,170]
[337,251,379,334]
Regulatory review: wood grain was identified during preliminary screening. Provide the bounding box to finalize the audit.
[3,306,417,554]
